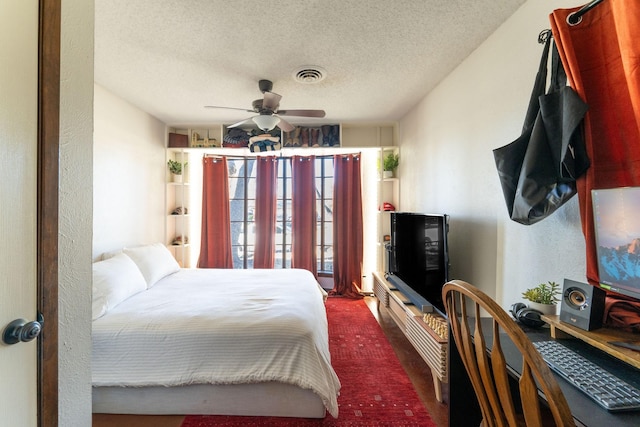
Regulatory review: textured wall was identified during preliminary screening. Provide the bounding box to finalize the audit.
[59,0,94,425]
[92,84,166,260]
[398,0,587,309]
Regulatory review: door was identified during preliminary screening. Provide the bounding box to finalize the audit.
[1,1,59,426]
[0,1,40,426]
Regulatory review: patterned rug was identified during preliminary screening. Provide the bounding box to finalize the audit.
[181,297,437,426]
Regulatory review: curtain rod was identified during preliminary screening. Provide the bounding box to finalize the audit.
[567,0,605,25]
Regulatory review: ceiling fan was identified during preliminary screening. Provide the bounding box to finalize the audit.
[205,79,325,132]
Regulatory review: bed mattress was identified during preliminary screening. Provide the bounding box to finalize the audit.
[92,268,340,417]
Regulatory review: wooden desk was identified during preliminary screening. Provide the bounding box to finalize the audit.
[448,318,640,426]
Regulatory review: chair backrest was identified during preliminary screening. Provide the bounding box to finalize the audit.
[442,280,574,427]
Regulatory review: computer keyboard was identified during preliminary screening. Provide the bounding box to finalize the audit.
[534,340,640,411]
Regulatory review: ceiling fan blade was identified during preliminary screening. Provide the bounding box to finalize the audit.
[277,109,326,118]
[262,91,282,111]
[276,117,295,132]
[227,118,254,129]
[205,105,254,113]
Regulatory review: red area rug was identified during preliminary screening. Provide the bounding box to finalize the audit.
[181,297,436,426]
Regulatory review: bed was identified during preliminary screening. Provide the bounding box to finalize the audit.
[91,243,340,418]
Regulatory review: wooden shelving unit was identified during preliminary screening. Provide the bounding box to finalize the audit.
[542,314,640,370]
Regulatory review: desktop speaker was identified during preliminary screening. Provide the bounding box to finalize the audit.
[559,279,606,331]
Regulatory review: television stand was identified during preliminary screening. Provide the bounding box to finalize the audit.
[541,315,640,370]
[372,272,448,402]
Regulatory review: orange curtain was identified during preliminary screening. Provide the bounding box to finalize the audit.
[330,153,363,297]
[253,156,278,268]
[550,1,640,284]
[198,156,233,268]
[291,155,317,276]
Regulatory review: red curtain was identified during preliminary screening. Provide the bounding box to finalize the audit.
[253,156,278,268]
[331,154,363,297]
[198,156,233,268]
[550,1,640,285]
[291,155,317,276]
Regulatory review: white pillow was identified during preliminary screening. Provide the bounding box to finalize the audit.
[123,243,180,287]
[100,248,123,260]
[92,253,147,320]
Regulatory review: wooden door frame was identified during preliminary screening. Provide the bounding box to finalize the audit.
[38,0,60,425]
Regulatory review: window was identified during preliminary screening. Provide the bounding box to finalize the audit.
[228,156,334,273]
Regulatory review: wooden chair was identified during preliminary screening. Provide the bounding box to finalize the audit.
[442,280,575,427]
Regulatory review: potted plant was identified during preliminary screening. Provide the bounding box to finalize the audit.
[522,281,561,315]
[383,153,399,178]
[167,159,187,182]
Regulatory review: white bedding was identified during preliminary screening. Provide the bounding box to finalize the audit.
[92,268,340,417]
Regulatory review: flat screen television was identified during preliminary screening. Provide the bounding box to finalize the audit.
[592,186,640,301]
[385,212,449,315]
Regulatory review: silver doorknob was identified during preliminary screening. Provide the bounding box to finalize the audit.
[2,315,43,345]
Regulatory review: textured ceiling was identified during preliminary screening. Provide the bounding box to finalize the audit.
[94,0,526,128]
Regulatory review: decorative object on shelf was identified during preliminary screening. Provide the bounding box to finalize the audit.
[168,132,188,148]
[190,132,219,148]
[300,127,310,147]
[383,152,399,178]
[223,128,250,148]
[283,127,301,147]
[248,133,281,152]
[167,159,187,182]
[171,206,188,215]
[171,235,188,246]
[423,312,448,340]
[522,281,561,315]
[282,125,340,148]
[320,124,340,147]
[380,202,396,211]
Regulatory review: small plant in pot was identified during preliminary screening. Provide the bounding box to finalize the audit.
[522,281,561,315]
[167,159,187,182]
[383,153,399,178]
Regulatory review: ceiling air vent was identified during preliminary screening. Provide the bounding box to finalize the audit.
[293,66,326,84]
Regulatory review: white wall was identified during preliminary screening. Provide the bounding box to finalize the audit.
[398,0,587,310]
[59,0,93,425]
[93,84,167,259]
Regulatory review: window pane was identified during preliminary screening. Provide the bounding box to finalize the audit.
[279,159,291,177]
[324,199,333,216]
[277,177,290,199]
[246,177,256,197]
[323,223,333,245]
[324,177,334,194]
[227,159,242,178]
[226,154,333,275]
[321,246,333,272]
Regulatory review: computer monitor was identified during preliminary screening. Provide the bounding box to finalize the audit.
[592,186,640,300]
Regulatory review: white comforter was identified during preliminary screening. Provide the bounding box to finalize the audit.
[92,268,340,417]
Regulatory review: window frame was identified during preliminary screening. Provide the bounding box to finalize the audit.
[227,155,334,274]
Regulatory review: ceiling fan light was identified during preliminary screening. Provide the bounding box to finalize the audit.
[252,115,280,131]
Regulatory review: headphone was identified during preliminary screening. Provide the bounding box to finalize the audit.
[509,303,546,328]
